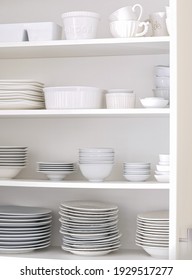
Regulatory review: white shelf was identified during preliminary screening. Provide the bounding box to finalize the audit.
[0,247,153,260]
[0,108,170,118]
[0,37,169,59]
[0,180,170,190]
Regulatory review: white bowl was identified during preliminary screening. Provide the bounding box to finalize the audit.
[154,175,169,183]
[79,163,113,182]
[61,11,100,40]
[43,86,103,109]
[124,170,150,175]
[159,154,170,162]
[124,174,150,182]
[26,22,62,41]
[155,76,170,88]
[153,88,170,101]
[154,66,170,77]
[0,167,24,179]
[110,20,148,38]
[106,93,136,109]
[156,165,169,172]
[140,97,169,108]
[142,246,169,259]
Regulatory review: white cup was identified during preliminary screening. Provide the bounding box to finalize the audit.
[110,20,149,38]
[149,12,169,36]
[109,4,143,21]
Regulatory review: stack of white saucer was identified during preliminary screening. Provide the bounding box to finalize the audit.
[154,154,169,183]
[123,162,151,182]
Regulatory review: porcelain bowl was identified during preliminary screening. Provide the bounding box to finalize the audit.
[140,97,168,108]
[79,163,114,182]
[106,93,136,109]
[0,166,24,179]
[142,246,169,259]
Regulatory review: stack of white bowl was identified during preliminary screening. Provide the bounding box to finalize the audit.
[79,148,114,182]
[43,86,103,109]
[109,4,149,38]
[0,146,27,179]
[0,80,45,109]
[105,89,136,109]
[59,200,121,256]
[154,154,170,183]
[123,162,151,182]
[135,210,169,259]
[153,66,170,103]
[37,162,77,181]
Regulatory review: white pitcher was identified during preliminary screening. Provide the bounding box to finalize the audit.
[109,4,143,21]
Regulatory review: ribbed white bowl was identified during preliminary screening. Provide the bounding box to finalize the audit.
[106,93,135,109]
[43,86,103,109]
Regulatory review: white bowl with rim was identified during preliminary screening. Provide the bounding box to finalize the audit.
[124,174,150,182]
[0,166,24,179]
[140,97,168,108]
[79,163,113,182]
[154,175,169,183]
[142,246,169,259]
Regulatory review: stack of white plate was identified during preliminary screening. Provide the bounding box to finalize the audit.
[0,80,45,109]
[154,154,170,183]
[37,162,77,181]
[135,210,169,259]
[123,162,151,182]
[0,146,28,179]
[79,148,114,182]
[0,205,52,253]
[59,200,121,256]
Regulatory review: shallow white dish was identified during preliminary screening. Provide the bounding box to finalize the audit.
[124,174,150,182]
[140,97,169,108]
[155,175,169,183]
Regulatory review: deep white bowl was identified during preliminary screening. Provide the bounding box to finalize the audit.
[140,97,169,108]
[154,66,170,77]
[0,167,24,179]
[124,174,150,182]
[79,163,113,182]
[61,11,100,40]
[43,86,103,109]
[106,93,136,109]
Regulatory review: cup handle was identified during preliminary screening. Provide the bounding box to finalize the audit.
[136,22,149,37]
[132,4,143,21]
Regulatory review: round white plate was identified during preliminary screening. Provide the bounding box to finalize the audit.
[137,211,169,221]
[0,243,50,254]
[0,205,52,216]
[60,201,118,212]
[136,239,169,247]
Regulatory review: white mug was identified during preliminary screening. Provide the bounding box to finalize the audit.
[149,12,168,36]
[109,4,143,21]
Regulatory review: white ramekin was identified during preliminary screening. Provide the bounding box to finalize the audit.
[106,93,136,109]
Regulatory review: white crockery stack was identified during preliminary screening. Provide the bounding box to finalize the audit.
[79,148,114,182]
[123,162,151,182]
[153,65,170,104]
[154,154,170,183]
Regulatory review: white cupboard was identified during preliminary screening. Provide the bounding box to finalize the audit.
[0,0,191,260]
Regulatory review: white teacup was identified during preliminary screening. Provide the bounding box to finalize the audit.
[110,20,149,38]
[109,4,143,21]
[149,12,169,36]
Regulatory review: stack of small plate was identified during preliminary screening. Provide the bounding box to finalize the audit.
[59,200,121,256]
[123,162,151,182]
[154,154,170,183]
[0,80,45,109]
[37,161,77,181]
[0,205,52,253]
[135,210,169,259]
[0,146,28,179]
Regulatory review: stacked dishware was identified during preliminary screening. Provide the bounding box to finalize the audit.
[37,161,77,181]
[0,205,52,253]
[59,200,121,256]
[135,210,169,259]
[153,66,170,103]
[123,162,151,182]
[0,80,45,109]
[79,148,114,182]
[109,4,149,38]
[154,154,170,183]
[43,86,103,109]
[105,89,136,109]
[0,146,28,179]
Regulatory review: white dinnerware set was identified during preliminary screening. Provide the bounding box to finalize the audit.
[135,210,169,259]
[0,146,27,179]
[0,205,52,253]
[153,65,170,102]
[123,162,151,182]
[37,162,77,181]
[105,89,136,109]
[79,148,114,182]
[59,200,121,256]
[154,154,170,183]
[0,80,45,109]
[43,86,103,109]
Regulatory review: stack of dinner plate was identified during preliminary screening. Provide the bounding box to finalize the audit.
[0,80,45,109]
[123,162,151,182]
[59,200,121,256]
[37,161,77,181]
[135,210,169,259]
[0,205,52,253]
[0,146,28,179]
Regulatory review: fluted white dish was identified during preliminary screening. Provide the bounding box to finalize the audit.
[106,92,136,109]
